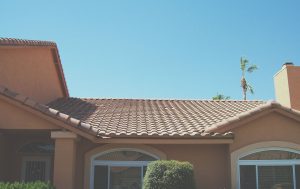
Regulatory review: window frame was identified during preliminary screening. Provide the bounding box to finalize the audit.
[90,148,159,189]
[238,147,300,189]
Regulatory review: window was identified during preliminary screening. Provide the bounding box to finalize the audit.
[21,156,51,182]
[238,149,300,189]
[91,149,158,189]
[18,142,54,182]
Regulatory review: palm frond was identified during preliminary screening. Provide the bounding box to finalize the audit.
[247,84,254,94]
[212,94,230,100]
[240,57,247,71]
[247,65,258,73]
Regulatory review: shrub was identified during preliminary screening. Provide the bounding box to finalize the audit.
[0,181,55,189]
[143,160,196,189]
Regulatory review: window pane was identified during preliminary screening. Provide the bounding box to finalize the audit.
[258,166,293,189]
[241,150,300,160]
[94,166,108,189]
[296,165,300,189]
[110,167,141,189]
[240,165,256,189]
[95,151,156,161]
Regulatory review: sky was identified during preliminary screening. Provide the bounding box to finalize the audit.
[1,1,300,100]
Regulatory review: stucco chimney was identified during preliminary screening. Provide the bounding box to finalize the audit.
[274,62,300,110]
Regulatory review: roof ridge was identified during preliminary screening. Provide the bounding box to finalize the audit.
[66,97,266,102]
[0,37,57,47]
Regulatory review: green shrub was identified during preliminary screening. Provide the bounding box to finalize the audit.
[143,160,196,189]
[0,181,55,189]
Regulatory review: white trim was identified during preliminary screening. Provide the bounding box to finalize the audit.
[51,131,78,139]
[238,147,300,159]
[90,148,159,189]
[94,161,150,166]
[237,148,300,189]
[90,148,159,161]
[255,165,258,189]
[21,156,51,182]
[293,165,296,189]
[239,160,300,165]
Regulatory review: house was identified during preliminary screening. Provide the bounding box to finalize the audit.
[1,38,300,189]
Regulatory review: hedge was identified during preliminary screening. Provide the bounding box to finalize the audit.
[0,181,55,189]
[143,160,196,189]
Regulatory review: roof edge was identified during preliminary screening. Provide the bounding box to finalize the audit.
[0,85,94,139]
[0,37,57,47]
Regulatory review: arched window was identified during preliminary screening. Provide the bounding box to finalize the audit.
[91,149,158,189]
[238,148,300,189]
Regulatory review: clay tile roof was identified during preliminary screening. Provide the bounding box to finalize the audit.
[47,98,267,138]
[5,83,300,140]
[0,37,57,47]
[8,83,299,139]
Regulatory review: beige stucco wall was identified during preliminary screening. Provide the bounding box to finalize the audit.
[230,111,300,189]
[230,112,300,152]
[53,137,77,189]
[274,67,291,107]
[0,47,65,104]
[0,98,59,129]
[274,64,300,111]
[75,139,230,189]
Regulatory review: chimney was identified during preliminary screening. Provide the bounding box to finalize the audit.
[274,62,300,110]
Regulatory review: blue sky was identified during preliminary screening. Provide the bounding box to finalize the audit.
[1,1,300,100]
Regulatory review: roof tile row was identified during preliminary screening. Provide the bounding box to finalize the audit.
[0,38,56,47]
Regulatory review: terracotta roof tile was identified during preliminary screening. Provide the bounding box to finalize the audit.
[47,98,266,138]
[0,38,56,47]
[6,84,299,139]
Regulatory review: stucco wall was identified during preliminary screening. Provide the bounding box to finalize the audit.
[75,139,230,189]
[0,47,65,104]
[0,98,59,129]
[287,66,300,110]
[230,112,300,152]
[274,67,291,107]
[151,144,230,189]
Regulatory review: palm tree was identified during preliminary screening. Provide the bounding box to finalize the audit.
[240,57,258,100]
[212,93,230,100]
